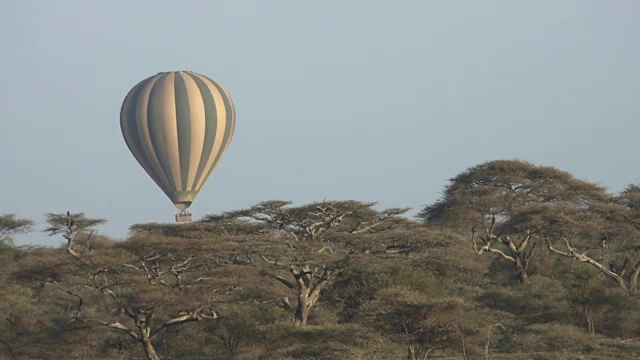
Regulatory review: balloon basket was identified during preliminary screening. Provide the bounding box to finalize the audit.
[175,211,193,223]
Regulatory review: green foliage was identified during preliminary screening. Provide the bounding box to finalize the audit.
[212,199,411,241]
[505,323,600,354]
[4,161,640,359]
[43,211,107,236]
[418,159,608,225]
[325,255,447,326]
[129,218,267,238]
[0,214,34,245]
[2,219,640,359]
[477,276,572,323]
[377,264,444,295]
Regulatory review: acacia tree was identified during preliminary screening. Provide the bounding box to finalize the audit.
[418,160,607,283]
[221,200,355,241]
[129,218,268,238]
[44,211,107,258]
[218,200,410,242]
[0,214,34,245]
[40,211,221,360]
[616,184,640,228]
[274,264,331,327]
[341,205,411,235]
[229,200,413,328]
[253,238,337,328]
[47,247,219,360]
[540,185,640,295]
[363,286,497,360]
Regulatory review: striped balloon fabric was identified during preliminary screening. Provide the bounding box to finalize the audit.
[120,71,236,210]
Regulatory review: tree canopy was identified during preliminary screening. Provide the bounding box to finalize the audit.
[2,160,640,359]
[0,214,34,246]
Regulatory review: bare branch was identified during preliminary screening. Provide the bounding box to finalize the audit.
[274,274,297,292]
[545,237,625,289]
[516,230,532,253]
[470,228,516,262]
[631,261,640,294]
[309,267,331,304]
[260,255,289,268]
[49,281,83,321]
[151,307,218,338]
[88,319,139,340]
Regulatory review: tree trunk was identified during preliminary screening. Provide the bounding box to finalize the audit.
[407,344,417,360]
[460,334,468,360]
[583,306,595,335]
[515,258,528,283]
[142,338,161,360]
[615,276,628,294]
[285,265,330,327]
[629,265,640,294]
[294,291,310,327]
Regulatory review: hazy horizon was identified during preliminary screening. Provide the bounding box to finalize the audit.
[1,1,638,247]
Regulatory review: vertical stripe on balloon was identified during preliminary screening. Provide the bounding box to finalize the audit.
[174,73,192,192]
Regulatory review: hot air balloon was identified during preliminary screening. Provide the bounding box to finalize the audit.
[120,71,236,222]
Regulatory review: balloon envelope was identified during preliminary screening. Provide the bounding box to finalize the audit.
[120,71,236,210]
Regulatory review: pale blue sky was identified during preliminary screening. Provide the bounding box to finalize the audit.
[1,1,639,246]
